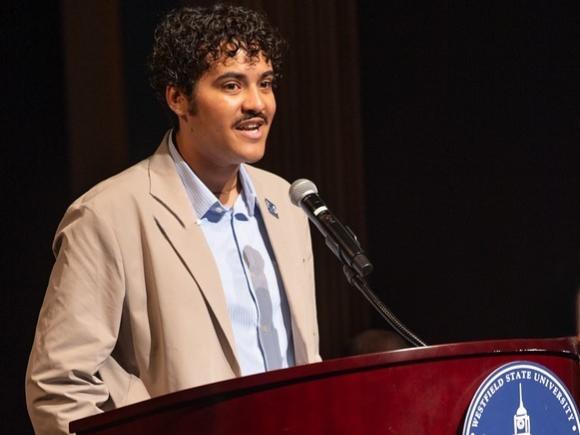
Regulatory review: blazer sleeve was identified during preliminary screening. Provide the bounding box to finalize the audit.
[26,204,125,435]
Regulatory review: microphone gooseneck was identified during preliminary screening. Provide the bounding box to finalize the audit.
[289,178,426,348]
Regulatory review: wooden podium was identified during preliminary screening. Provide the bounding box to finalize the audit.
[70,337,580,434]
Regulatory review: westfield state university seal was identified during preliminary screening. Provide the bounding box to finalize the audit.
[463,361,580,434]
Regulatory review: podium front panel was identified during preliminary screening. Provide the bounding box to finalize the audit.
[71,338,580,434]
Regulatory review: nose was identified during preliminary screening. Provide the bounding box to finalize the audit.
[242,85,266,114]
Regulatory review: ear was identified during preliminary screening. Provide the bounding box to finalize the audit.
[165,85,190,117]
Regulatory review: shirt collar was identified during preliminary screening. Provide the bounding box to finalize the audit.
[168,131,257,218]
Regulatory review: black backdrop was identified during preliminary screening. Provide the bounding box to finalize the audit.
[2,2,68,434]
[360,2,580,343]
[3,2,580,433]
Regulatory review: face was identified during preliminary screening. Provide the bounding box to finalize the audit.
[174,50,276,170]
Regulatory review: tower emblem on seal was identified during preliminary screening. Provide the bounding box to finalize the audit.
[514,383,531,435]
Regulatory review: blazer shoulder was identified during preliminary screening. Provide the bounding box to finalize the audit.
[70,158,151,211]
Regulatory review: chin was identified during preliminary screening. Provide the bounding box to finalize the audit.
[243,153,265,165]
[239,144,266,164]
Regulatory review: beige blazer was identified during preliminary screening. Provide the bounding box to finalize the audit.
[26,133,320,434]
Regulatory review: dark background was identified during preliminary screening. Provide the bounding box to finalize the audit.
[360,2,580,342]
[3,1,580,433]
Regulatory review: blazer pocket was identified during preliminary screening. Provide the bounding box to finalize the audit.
[99,356,151,408]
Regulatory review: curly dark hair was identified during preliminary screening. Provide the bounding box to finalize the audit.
[148,4,286,128]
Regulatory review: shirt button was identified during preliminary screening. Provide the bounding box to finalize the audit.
[260,324,269,332]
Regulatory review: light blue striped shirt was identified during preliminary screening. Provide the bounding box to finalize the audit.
[168,133,295,375]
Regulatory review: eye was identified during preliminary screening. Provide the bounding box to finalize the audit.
[260,78,275,90]
[222,82,241,92]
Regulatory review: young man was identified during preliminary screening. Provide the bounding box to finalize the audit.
[26,5,320,434]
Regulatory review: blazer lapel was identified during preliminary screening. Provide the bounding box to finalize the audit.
[148,134,240,376]
[248,167,309,365]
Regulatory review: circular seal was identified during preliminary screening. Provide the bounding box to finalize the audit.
[462,361,580,434]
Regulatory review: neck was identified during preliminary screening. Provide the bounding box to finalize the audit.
[210,173,241,207]
[174,130,241,207]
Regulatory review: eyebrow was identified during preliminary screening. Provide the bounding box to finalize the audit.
[215,70,275,82]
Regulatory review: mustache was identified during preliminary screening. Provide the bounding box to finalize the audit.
[234,111,268,126]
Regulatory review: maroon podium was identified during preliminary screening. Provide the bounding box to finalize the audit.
[70,337,580,434]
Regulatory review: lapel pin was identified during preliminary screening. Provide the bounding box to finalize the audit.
[265,198,279,218]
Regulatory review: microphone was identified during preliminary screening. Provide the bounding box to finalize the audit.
[289,179,373,277]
